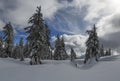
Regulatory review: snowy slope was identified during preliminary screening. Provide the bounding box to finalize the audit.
[0,55,120,81]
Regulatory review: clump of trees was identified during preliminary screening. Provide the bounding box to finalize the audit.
[0,6,69,65]
[0,6,112,65]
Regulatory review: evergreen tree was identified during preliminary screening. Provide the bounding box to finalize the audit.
[12,44,19,59]
[70,47,76,61]
[54,35,68,60]
[23,42,30,58]
[0,36,4,57]
[105,49,111,56]
[84,25,100,64]
[100,44,104,57]
[19,37,24,61]
[3,22,14,58]
[24,6,51,65]
[105,50,109,56]
[108,48,111,56]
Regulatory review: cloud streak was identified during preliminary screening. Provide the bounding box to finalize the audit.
[0,0,120,54]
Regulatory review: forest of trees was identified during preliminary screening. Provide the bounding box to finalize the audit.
[0,6,112,65]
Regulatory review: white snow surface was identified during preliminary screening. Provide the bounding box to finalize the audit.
[0,55,120,81]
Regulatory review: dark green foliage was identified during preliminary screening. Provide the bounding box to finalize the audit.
[19,37,24,61]
[23,42,30,58]
[84,25,100,64]
[25,6,51,65]
[105,49,111,56]
[3,22,14,58]
[54,35,68,60]
[100,44,105,57]
[0,36,6,57]
[108,49,112,55]
[12,44,19,59]
[70,47,76,61]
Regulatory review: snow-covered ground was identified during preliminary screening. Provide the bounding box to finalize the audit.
[0,55,120,81]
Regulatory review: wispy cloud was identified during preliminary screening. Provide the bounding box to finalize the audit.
[0,0,120,53]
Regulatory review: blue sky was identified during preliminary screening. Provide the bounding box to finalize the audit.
[1,0,120,55]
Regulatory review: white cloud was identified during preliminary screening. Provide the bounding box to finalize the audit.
[6,0,62,27]
[51,34,87,56]
[81,0,120,23]
[0,0,120,32]
[0,20,5,30]
[97,13,120,37]
[0,0,64,29]
[0,0,120,54]
[47,0,120,35]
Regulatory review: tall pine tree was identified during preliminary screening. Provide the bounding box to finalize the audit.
[25,6,51,65]
[0,36,4,57]
[100,44,104,57]
[54,35,68,60]
[13,44,19,59]
[84,25,100,64]
[23,42,30,58]
[105,48,111,56]
[3,22,14,58]
[70,47,76,62]
[19,37,24,61]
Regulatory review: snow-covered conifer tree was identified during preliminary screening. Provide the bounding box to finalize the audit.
[12,44,19,59]
[0,36,4,57]
[54,35,68,60]
[100,44,104,57]
[3,22,14,58]
[84,25,100,64]
[70,47,76,61]
[108,48,111,56]
[23,42,30,58]
[24,6,51,65]
[19,37,24,61]
[105,49,111,56]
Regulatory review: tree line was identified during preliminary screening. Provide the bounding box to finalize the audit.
[0,6,112,65]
